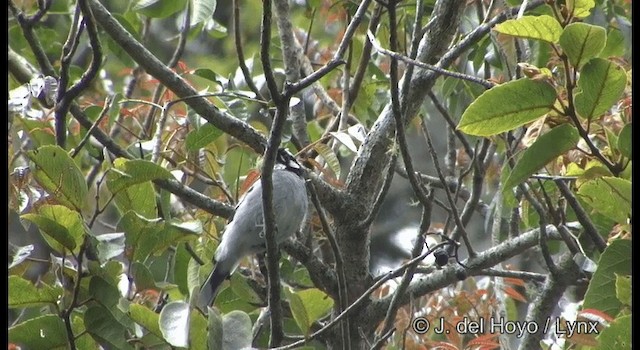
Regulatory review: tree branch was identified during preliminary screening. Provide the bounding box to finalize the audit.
[517,253,581,350]
[365,224,564,326]
[554,179,607,252]
[87,0,267,153]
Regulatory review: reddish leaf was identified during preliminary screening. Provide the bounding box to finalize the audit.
[503,286,528,303]
[503,277,526,287]
[426,341,459,350]
[238,169,261,198]
[579,308,615,323]
[468,333,501,349]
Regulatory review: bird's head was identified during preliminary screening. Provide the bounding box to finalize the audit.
[276,148,303,176]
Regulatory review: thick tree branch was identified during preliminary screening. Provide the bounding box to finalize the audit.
[334,3,465,328]
[142,1,191,138]
[365,224,564,327]
[87,0,267,153]
[8,18,236,219]
[273,0,309,147]
[518,253,581,350]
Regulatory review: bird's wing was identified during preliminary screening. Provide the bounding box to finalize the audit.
[272,171,308,242]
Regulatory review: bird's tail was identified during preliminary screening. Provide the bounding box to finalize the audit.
[196,265,228,313]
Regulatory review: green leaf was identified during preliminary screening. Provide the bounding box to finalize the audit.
[8,244,34,269]
[285,287,309,335]
[27,145,88,210]
[493,15,563,43]
[222,311,253,349]
[159,301,190,347]
[92,232,126,263]
[617,123,631,159]
[596,314,631,349]
[503,124,579,191]
[559,23,606,69]
[189,306,209,350]
[330,131,359,153]
[206,307,224,350]
[583,239,632,317]
[186,123,224,151]
[49,0,72,12]
[284,287,333,336]
[15,118,52,138]
[87,274,136,332]
[72,314,100,350]
[29,128,56,147]
[131,262,157,291]
[112,180,157,218]
[297,288,334,327]
[313,142,341,179]
[600,28,626,58]
[118,212,163,262]
[457,79,557,136]
[21,204,87,254]
[133,0,187,18]
[107,158,172,194]
[574,58,627,120]
[8,275,64,308]
[615,274,631,307]
[129,304,163,339]
[192,68,224,85]
[84,304,135,350]
[204,18,228,39]
[191,0,217,26]
[567,0,596,18]
[20,215,70,254]
[9,314,68,349]
[175,242,192,295]
[118,212,201,262]
[229,272,263,304]
[87,260,125,287]
[578,177,631,224]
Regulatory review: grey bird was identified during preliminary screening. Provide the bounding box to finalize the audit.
[197,148,308,312]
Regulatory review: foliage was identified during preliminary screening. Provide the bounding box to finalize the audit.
[8,0,631,349]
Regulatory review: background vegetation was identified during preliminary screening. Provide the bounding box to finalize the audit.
[8,0,631,349]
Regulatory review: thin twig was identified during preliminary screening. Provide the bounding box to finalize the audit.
[371,327,396,350]
[142,1,191,138]
[308,183,351,349]
[421,121,476,257]
[273,240,452,350]
[233,0,264,100]
[71,95,114,158]
[9,5,237,220]
[399,0,425,114]
[479,268,547,283]
[88,0,267,153]
[554,179,606,252]
[58,0,103,146]
[368,31,495,89]
[55,1,83,147]
[9,0,57,79]
[349,3,383,103]
[374,2,434,345]
[428,91,475,158]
